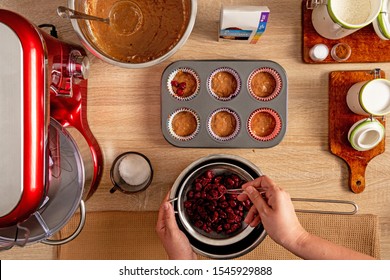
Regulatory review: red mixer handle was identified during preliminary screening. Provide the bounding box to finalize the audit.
[42,27,104,200]
[48,55,103,199]
[73,121,104,200]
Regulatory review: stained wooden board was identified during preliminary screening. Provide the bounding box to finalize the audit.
[302,1,390,63]
[329,70,386,193]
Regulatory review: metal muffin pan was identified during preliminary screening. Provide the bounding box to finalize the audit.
[161,60,288,148]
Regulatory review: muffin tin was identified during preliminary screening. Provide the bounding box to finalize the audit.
[161,60,288,148]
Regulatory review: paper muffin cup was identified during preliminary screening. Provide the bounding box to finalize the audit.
[167,68,200,101]
[208,67,241,101]
[207,108,241,141]
[248,68,282,101]
[247,108,282,141]
[167,108,200,141]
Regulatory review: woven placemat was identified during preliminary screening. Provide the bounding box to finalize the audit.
[56,211,380,260]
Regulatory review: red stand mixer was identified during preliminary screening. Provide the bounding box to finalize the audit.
[0,9,103,248]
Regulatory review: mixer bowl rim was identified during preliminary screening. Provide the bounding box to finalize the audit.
[0,118,85,246]
[67,0,198,68]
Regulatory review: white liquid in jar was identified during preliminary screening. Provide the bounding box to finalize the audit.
[331,0,371,25]
[362,80,390,115]
[118,154,151,186]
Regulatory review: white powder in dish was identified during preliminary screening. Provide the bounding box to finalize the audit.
[310,44,329,61]
[118,154,151,186]
[331,0,371,25]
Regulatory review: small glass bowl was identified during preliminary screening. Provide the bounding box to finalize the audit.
[331,43,351,62]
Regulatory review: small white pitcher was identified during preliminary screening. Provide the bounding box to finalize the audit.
[308,0,382,39]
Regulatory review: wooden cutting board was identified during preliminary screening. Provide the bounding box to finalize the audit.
[329,70,386,193]
[302,1,390,63]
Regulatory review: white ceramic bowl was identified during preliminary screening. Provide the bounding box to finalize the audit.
[348,118,385,151]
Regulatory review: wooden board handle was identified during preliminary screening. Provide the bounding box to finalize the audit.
[348,162,367,193]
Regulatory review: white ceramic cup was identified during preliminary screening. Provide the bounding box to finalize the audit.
[311,0,382,39]
[348,118,385,151]
[346,78,390,116]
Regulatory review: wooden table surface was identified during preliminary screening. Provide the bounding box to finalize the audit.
[1,0,390,260]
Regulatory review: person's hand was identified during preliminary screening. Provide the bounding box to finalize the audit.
[156,193,197,260]
[237,176,375,260]
[237,176,308,249]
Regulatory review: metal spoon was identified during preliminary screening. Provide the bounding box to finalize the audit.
[217,187,358,215]
[57,6,109,24]
[57,3,143,36]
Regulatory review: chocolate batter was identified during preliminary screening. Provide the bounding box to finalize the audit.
[172,70,198,97]
[172,111,197,137]
[84,0,191,63]
[210,111,237,138]
[250,72,277,98]
[250,112,276,137]
[211,71,238,98]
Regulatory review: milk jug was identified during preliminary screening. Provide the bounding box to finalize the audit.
[308,0,382,39]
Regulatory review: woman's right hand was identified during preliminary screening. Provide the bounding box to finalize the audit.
[237,176,308,249]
